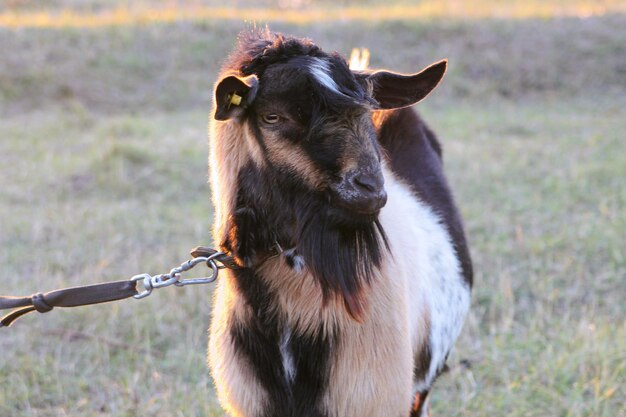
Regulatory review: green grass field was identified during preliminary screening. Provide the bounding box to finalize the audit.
[1,2,625,416]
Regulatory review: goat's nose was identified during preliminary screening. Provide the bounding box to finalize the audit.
[346,170,387,213]
[353,172,379,193]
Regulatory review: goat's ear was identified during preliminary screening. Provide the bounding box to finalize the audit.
[357,60,447,109]
[214,74,259,120]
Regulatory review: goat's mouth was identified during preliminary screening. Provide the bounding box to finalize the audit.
[327,193,387,227]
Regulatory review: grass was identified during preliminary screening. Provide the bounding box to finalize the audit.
[2,1,626,28]
[1,3,625,417]
[2,14,625,114]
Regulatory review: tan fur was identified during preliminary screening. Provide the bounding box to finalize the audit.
[321,258,416,417]
[263,129,326,189]
[209,118,264,245]
[371,108,394,131]
[208,272,269,417]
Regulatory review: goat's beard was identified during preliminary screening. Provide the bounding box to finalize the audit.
[294,198,389,321]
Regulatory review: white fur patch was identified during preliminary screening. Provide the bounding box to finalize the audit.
[280,328,296,383]
[308,58,342,95]
[378,166,471,394]
[284,247,305,273]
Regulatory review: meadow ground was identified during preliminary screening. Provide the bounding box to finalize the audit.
[0,3,625,416]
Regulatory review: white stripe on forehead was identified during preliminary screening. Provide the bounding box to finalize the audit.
[307,57,343,95]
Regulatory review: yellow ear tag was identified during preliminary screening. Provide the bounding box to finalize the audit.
[230,93,242,106]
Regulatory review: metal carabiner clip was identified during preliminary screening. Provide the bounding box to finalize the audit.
[175,255,220,287]
[131,273,154,299]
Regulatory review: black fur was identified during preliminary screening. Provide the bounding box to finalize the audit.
[229,269,289,415]
[224,29,373,113]
[294,196,388,318]
[230,267,333,417]
[413,341,432,383]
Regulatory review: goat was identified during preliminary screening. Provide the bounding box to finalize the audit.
[207,30,472,417]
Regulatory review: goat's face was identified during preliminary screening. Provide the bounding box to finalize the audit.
[254,60,387,224]
[214,54,447,227]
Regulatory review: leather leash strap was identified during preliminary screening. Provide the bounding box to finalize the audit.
[0,246,240,328]
[190,246,242,269]
[0,280,138,327]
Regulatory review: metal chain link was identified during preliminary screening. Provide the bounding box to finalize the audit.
[131,252,225,299]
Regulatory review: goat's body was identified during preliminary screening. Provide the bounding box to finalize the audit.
[209,106,471,417]
[375,108,472,411]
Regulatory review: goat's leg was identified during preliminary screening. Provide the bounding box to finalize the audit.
[410,390,431,417]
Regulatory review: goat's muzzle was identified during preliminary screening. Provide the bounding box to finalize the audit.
[331,168,387,220]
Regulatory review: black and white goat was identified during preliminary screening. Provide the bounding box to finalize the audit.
[207,30,472,417]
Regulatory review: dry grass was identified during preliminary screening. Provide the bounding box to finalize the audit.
[0,3,625,417]
[2,15,624,114]
[2,0,626,28]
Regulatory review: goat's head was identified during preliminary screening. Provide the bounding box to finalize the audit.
[211,32,447,319]
[214,38,445,225]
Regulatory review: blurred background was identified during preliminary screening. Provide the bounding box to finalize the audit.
[1,1,624,416]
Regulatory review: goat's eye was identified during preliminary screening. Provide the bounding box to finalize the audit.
[261,113,281,124]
